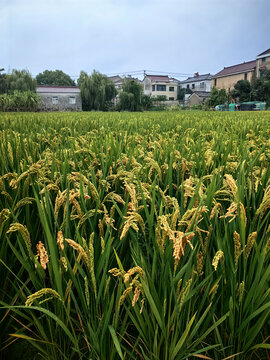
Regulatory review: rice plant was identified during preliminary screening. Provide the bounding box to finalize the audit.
[0,111,269,359]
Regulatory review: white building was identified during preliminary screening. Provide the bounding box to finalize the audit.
[179,73,212,92]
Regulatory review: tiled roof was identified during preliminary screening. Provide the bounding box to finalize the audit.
[146,75,171,82]
[36,85,80,93]
[125,75,142,83]
[108,75,122,83]
[213,60,256,78]
[180,73,212,84]
[257,48,270,57]
[168,77,181,83]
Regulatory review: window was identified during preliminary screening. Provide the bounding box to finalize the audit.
[169,86,174,91]
[152,85,155,91]
[69,96,76,104]
[192,84,195,89]
[200,82,205,88]
[244,73,247,80]
[214,79,217,86]
[187,84,190,89]
[169,97,174,100]
[52,96,58,105]
[157,85,166,91]
[262,57,266,63]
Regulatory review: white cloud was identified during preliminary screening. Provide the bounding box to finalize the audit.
[0,0,269,78]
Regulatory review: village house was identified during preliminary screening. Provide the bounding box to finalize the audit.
[256,48,270,77]
[143,74,178,101]
[36,85,82,111]
[108,75,142,104]
[108,75,123,90]
[211,60,256,93]
[184,91,212,107]
[179,73,212,92]
[180,73,212,105]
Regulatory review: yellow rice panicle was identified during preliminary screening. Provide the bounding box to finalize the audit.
[7,223,32,257]
[245,232,257,258]
[212,250,224,271]
[36,241,49,270]
[25,288,62,307]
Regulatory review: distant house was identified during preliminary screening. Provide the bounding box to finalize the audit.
[143,75,178,101]
[108,75,142,89]
[179,73,212,92]
[212,60,256,93]
[256,48,270,77]
[184,91,211,106]
[108,75,123,90]
[36,86,82,111]
[108,75,142,104]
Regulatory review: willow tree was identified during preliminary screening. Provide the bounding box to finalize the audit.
[7,69,37,93]
[119,78,144,111]
[77,70,116,111]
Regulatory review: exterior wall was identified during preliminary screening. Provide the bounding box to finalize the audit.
[180,79,211,92]
[189,94,201,106]
[256,55,270,77]
[143,78,178,100]
[38,92,82,111]
[211,70,255,92]
[151,82,178,100]
[186,94,203,106]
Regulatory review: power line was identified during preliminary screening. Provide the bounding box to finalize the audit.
[32,69,194,80]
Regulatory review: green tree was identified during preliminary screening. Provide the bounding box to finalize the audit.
[230,80,251,102]
[207,87,228,107]
[77,70,117,111]
[0,68,8,94]
[251,70,270,106]
[178,87,192,100]
[141,94,153,110]
[119,78,143,111]
[7,69,36,93]
[36,70,75,86]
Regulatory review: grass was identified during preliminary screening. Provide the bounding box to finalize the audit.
[0,111,269,360]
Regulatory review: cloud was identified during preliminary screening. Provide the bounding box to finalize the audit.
[1,0,270,78]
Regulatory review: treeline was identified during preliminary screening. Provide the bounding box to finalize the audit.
[0,69,39,111]
[77,70,153,111]
[0,68,154,112]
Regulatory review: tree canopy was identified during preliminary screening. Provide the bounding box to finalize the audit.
[251,70,270,106]
[7,69,36,93]
[0,69,8,94]
[36,70,75,86]
[230,80,251,102]
[119,78,144,111]
[77,70,117,111]
[229,72,270,107]
[207,87,228,107]
[178,87,192,101]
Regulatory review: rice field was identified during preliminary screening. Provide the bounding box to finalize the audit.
[0,111,269,360]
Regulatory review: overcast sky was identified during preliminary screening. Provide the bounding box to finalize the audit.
[1,0,270,80]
